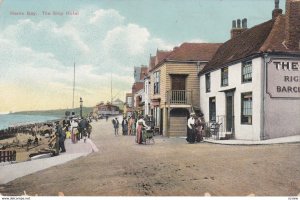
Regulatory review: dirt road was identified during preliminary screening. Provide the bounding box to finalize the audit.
[1,116,299,196]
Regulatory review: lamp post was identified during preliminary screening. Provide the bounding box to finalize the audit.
[80,97,83,118]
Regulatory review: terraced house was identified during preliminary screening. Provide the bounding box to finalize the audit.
[199,0,300,140]
[149,43,221,136]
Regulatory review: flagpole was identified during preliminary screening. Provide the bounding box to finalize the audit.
[110,72,112,103]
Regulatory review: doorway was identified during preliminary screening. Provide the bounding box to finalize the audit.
[225,92,234,132]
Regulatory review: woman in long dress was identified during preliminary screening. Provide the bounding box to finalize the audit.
[136,115,149,144]
[70,118,78,143]
[195,114,204,142]
[187,113,196,143]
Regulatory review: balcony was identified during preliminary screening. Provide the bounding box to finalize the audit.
[167,90,192,105]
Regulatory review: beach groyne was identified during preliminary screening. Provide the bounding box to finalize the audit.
[0,119,62,140]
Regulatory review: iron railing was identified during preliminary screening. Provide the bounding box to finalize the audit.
[204,115,235,140]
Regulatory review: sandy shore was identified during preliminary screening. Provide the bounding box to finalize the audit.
[0,117,299,196]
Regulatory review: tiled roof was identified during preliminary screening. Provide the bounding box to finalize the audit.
[167,43,222,61]
[149,56,156,69]
[132,82,144,91]
[140,67,148,80]
[201,14,300,75]
[149,43,221,72]
[155,50,172,66]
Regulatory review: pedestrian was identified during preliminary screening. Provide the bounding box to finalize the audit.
[136,115,150,144]
[131,116,136,136]
[57,123,66,153]
[122,117,128,135]
[78,118,89,139]
[106,115,109,122]
[195,113,204,142]
[128,116,133,135]
[112,117,119,136]
[70,118,79,143]
[186,113,196,144]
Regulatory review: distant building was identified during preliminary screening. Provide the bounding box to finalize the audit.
[96,103,119,116]
[199,0,300,140]
[124,93,133,117]
[112,98,124,111]
[134,65,148,83]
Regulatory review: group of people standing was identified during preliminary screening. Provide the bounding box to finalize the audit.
[62,117,92,144]
[186,113,205,144]
[111,113,205,145]
[112,116,137,136]
[112,115,150,144]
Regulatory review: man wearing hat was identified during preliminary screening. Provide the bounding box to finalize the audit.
[187,113,196,143]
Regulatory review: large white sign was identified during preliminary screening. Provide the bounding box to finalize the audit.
[267,58,300,98]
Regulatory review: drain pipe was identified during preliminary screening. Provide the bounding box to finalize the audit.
[261,54,268,140]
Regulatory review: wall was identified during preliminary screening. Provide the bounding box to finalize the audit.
[263,55,300,139]
[200,57,263,140]
[164,62,202,107]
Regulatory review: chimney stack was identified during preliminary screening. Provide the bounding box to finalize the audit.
[285,0,300,50]
[272,0,283,19]
[230,18,248,39]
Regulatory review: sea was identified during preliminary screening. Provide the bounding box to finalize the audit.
[0,113,62,130]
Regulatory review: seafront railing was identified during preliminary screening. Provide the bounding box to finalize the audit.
[0,150,16,163]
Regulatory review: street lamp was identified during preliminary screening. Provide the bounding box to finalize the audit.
[80,97,83,118]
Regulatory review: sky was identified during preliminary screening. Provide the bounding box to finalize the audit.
[0,0,286,112]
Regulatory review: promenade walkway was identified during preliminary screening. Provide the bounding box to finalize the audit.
[0,138,98,184]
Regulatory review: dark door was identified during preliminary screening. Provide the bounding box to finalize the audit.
[160,108,163,135]
[209,97,216,122]
[225,92,234,132]
[171,75,186,90]
[171,75,186,104]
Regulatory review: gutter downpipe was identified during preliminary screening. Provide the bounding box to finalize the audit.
[261,53,268,140]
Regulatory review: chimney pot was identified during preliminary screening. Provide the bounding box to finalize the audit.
[232,20,236,28]
[275,0,279,9]
[242,18,247,28]
[237,19,241,28]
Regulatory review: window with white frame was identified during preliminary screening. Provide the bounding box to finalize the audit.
[242,61,252,83]
[221,67,228,86]
[153,71,160,94]
[241,92,252,124]
[205,73,211,93]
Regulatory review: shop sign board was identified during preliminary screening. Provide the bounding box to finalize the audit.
[267,58,300,98]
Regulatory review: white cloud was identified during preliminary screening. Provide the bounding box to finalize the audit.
[0,7,174,111]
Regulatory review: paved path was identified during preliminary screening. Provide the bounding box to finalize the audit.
[0,137,97,184]
[204,135,300,145]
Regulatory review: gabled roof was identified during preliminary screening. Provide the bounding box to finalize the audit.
[167,43,222,61]
[149,43,221,72]
[149,56,156,69]
[140,67,148,80]
[155,50,172,66]
[200,15,300,75]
